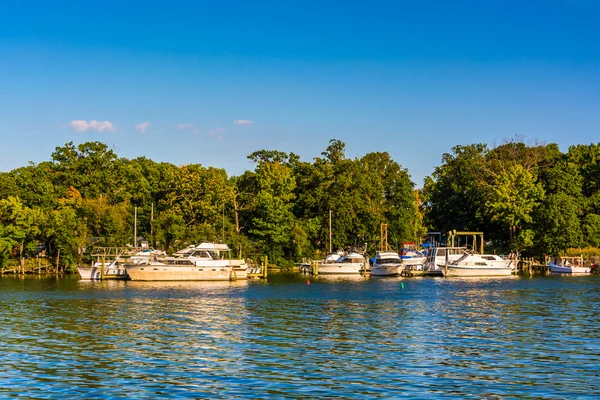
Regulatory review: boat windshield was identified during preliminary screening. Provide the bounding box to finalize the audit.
[340,257,363,263]
[378,258,402,264]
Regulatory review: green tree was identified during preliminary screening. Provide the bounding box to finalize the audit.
[484,164,544,251]
[155,210,186,253]
[249,160,297,263]
[583,214,600,247]
[50,141,119,199]
[0,196,42,269]
[423,144,488,234]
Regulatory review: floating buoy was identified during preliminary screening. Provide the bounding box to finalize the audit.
[306,279,310,285]
[401,282,404,289]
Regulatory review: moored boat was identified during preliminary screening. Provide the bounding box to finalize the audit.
[125,259,232,281]
[400,243,427,266]
[441,252,513,277]
[125,242,243,281]
[370,251,403,276]
[548,256,590,274]
[423,247,467,276]
[77,261,128,280]
[317,251,366,275]
[77,248,165,280]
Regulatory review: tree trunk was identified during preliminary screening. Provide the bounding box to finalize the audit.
[233,195,241,234]
[19,243,24,274]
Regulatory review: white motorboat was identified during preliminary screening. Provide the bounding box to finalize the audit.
[423,247,468,276]
[77,260,128,280]
[399,248,427,275]
[370,251,403,276]
[77,248,165,280]
[548,256,590,274]
[317,251,366,275]
[125,259,232,281]
[400,246,427,266]
[441,252,513,277]
[299,251,344,274]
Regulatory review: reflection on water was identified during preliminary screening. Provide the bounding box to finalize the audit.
[1,274,600,397]
[314,274,369,282]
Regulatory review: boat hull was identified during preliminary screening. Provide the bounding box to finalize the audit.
[443,266,513,277]
[77,266,128,280]
[370,264,402,276]
[548,263,590,274]
[126,265,232,281]
[232,266,248,279]
[317,263,364,275]
[401,256,427,266]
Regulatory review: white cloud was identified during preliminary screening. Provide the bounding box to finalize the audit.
[135,122,151,133]
[177,123,199,134]
[234,119,253,125]
[69,120,115,133]
[209,127,226,139]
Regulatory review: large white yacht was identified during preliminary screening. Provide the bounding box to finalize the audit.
[370,251,404,276]
[125,242,245,281]
[441,252,513,277]
[317,251,366,275]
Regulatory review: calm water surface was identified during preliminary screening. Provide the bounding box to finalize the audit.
[1,274,599,398]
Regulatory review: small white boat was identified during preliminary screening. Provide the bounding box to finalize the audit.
[548,256,590,274]
[400,247,427,266]
[317,252,366,275]
[442,252,513,277]
[77,261,128,280]
[77,248,166,280]
[423,247,468,276]
[370,251,403,276]
[299,251,344,274]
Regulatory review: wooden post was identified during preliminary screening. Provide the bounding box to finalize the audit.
[444,250,449,277]
[100,256,105,281]
[230,264,237,281]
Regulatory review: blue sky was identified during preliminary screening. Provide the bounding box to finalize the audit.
[1,0,598,185]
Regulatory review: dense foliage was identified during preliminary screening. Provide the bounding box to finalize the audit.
[422,138,600,256]
[1,138,598,269]
[0,140,417,268]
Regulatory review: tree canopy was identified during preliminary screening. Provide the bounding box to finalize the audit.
[1,137,598,269]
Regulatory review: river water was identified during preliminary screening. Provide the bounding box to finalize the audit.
[1,274,599,398]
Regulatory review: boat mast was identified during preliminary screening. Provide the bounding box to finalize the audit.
[134,206,137,249]
[329,209,332,253]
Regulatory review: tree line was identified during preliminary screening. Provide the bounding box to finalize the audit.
[422,137,600,257]
[0,137,598,270]
[0,139,418,269]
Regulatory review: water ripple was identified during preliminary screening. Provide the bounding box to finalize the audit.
[1,274,599,398]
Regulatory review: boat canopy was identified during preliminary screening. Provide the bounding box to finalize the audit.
[196,242,230,251]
